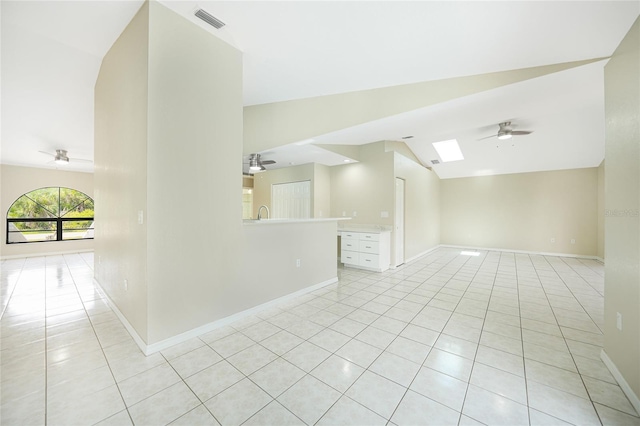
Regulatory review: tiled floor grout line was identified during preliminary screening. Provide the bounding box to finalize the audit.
[0,257,26,320]
[429,251,495,426]
[5,249,634,425]
[517,254,533,426]
[557,256,606,330]
[63,254,134,426]
[365,252,477,424]
[251,250,476,424]
[529,254,605,426]
[44,260,49,426]
[544,255,604,336]
[551,256,622,425]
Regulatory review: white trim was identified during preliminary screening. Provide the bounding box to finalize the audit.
[93,281,148,353]
[440,244,601,260]
[404,245,441,264]
[1,248,93,260]
[595,256,605,263]
[601,349,640,415]
[94,276,338,356]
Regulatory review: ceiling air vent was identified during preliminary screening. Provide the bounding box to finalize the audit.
[194,9,225,29]
[431,159,440,165]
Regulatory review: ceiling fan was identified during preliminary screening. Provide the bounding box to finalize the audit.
[478,121,533,141]
[245,153,276,172]
[39,149,92,165]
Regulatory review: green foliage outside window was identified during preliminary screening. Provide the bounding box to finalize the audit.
[7,187,94,243]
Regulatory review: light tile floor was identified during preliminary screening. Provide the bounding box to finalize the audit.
[2,249,639,425]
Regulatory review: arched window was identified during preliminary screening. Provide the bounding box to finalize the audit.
[7,187,94,244]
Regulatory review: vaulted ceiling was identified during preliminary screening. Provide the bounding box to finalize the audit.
[2,1,638,177]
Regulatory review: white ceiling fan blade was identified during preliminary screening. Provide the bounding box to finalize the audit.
[68,157,93,163]
[511,130,533,136]
[477,134,498,141]
[39,150,55,157]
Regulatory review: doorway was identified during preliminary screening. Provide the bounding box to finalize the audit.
[395,177,405,266]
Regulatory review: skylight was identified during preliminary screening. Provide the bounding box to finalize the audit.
[432,139,464,162]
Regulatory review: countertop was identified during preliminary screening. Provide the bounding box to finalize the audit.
[338,223,393,233]
[243,218,351,226]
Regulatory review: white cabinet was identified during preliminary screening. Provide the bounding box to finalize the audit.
[340,231,391,272]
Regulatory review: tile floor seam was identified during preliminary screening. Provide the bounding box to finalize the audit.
[66,254,134,426]
[2,249,629,426]
[161,350,225,425]
[557,256,605,329]
[457,251,505,426]
[531,254,605,425]
[387,249,490,425]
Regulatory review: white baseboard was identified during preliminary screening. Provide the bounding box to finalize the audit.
[601,349,640,415]
[94,276,338,356]
[1,249,93,260]
[93,281,149,353]
[440,244,601,260]
[403,245,441,264]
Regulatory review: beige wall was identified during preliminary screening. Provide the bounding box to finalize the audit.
[252,162,331,219]
[95,2,338,347]
[603,16,640,399]
[239,221,337,310]
[394,152,440,260]
[94,1,150,340]
[244,59,604,154]
[145,1,245,343]
[0,165,94,258]
[331,142,440,265]
[313,164,331,218]
[253,163,314,218]
[597,160,605,259]
[441,168,599,256]
[331,142,395,226]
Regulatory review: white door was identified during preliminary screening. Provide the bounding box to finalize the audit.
[395,177,405,266]
[272,180,311,219]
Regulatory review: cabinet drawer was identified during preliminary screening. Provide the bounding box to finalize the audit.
[359,240,379,254]
[359,253,379,267]
[341,250,359,265]
[341,239,358,251]
[341,232,359,239]
[360,233,379,242]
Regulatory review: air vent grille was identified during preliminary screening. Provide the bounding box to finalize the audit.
[194,9,225,29]
[431,159,440,165]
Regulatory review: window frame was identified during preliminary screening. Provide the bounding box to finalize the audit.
[6,187,94,244]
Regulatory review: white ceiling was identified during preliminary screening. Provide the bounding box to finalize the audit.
[2,1,638,177]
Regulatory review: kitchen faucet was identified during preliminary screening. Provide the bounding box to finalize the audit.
[257,205,270,220]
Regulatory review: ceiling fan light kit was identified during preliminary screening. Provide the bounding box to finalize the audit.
[39,148,92,166]
[478,121,533,141]
[247,153,276,173]
[54,149,70,165]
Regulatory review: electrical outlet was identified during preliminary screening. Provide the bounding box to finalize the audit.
[616,312,623,331]
[550,238,556,243]
[352,211,357,217]
[124,279,128,291]
[296,259,301,268]
[571,239,576,244]
[342,211,346,217]
[381,211,389,218]
[137,210,144,225]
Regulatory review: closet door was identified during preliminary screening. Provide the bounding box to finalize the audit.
[271,180,311,219]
